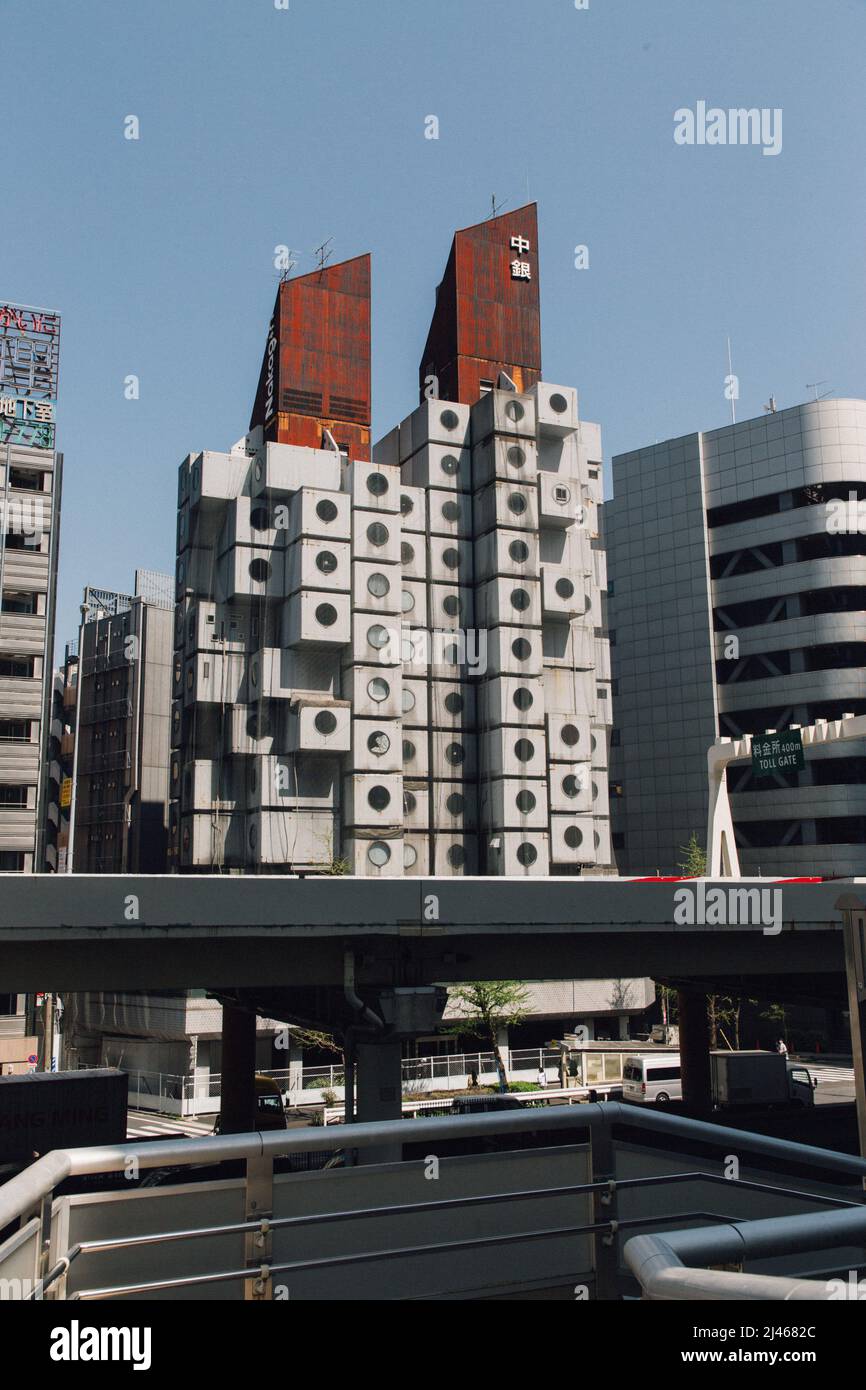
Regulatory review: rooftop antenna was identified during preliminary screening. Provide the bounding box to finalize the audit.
[278,250,301,282]
[806,380,833,402]
[763,395,778,414]
[313,237,334,271]
[726,336,736,425]
[490,194,507,219]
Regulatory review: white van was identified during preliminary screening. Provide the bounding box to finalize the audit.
[622,1053,682,1105]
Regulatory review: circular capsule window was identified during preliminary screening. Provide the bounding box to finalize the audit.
[508,492,527,514]
[367,572,390,598]
[367,677,390,703]
[367,841,391,867]
[440,454,459,476]
[444,691,463,715]
[446,742,465,765]
[401,590,415,613]
[401,542,415,564]
[367,785,391,812]
[514,738,535,763]
[404,844,418,868]
[549,392,569,414]
[316,603,338,627]
[507,446,526,469]
[368,731,391,757]
[442,594,461,617]
[315,711,338,736]
[316,550,338,575]
[316,499,338,523]
[561,723,580,747]
[446,792,465,815]
[366,472,389,497]
[402,738,416,761]
[504,400,525,424]
[562,774,581,799]
[511,637,532,661]
[509,539,529,563]
[442,547,460,570]
[448,844,467,867]
[440,409,460,431]
[516,790,536,814]
[367,522,389,548]
[250,507,270,531]
[400,494,414,516]
[403,791,417,814]
[402,689,416,714]
[513,687,534,711]
[564,825,583,849]
[367,624,390,649]
[516,842,537,866]
[555,577,575,600]
[249,559,272,583]
[511,588,530,612]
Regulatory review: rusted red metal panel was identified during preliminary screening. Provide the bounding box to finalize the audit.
[419,204,541,405]
[250,254,371,459]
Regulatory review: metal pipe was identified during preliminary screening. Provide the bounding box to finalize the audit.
[624,1232,844,1302]
[343,949,383,1032]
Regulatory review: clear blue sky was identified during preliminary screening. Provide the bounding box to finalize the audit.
[5,0,866,649]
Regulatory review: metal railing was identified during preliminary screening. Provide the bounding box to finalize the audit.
[2,1101,865,1302]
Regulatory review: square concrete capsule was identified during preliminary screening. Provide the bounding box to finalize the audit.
[427,582,474,631]
[402,783,430,832]
[400,398,471,457]
[284,591,351,650]
[537,430,581,483]
[351,508,401,566]
[479,776,548,831]
[470,389,536,444]
[352,560,401,617]
[176,545,215,601]
[342,773,403,830]
[429,679,476,729]
[177,455,192,507]
[471,436,537,492]
[220,493,284,549]
[398,532,427,581]
[539,524,592,575]
[485,625,544,678]
[348,665,403,720]
[550,815,595,866]
[548,762,593,814]
[288,487,351,543]
[474,529,539,583]
[183,651,245,706]
[400,678,428,727]
[593,818,611,866]
[480,724,547,780]
[347,614,401,667]
[401,730,428,778]
[372,425,400,467]
[189,451,245,510]
[478,675,544,727]
[286,537,351,596]
[430,832,478,876]
[403,443,472,493]
[222,704,281,757]
[426,488,473,538]
[287,701,352,756]
[475,576,542,630]
[343,459,401,513]
[179,811,243,868]
[431,731,477,781]
[343,835,403,877]
[531,382,579,435]
[538,473,582,529]
[485,831,550,877]
[349,717,403,773]
[590,725,608,769]
[402,834,428,876]
[547,713,591,762]
[427,535,473,584]
[248,809,336,868]
[183,601,246,656]
[542,622,595,671]
[591,777,610,820]
[541,566,586,621]
[398,484,426,534]
[475,479,538,536]
[217,543,284,604]
[251,443,341,498]
[431,779,478,831]
[399,578,428,628]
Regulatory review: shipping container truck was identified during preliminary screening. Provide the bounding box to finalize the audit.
[0,1068,128,1164]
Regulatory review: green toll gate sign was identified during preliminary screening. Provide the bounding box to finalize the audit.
[751,730,805,776]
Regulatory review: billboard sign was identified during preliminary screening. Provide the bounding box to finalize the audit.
[0,302,60,450]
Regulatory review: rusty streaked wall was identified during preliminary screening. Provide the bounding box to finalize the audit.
[419,204,541,406]
[250,255,371,461]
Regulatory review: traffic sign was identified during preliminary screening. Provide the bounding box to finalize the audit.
[752,730,805,776]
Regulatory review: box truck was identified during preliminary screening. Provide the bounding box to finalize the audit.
[0,1068,128,1163]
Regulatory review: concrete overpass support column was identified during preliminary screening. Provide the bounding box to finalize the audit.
[220,1003,257,1135]
[355,1039,403,1164]
[677,988,711,1115]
